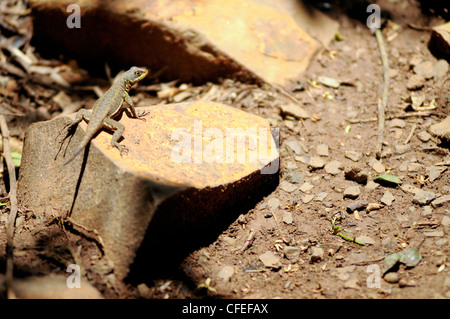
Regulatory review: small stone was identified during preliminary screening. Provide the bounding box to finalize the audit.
[310,247,324,263]
[423,230,444,237]
[433,59,449,79]
[345,150,362,162]
[366,202,384,212]
[302,194,315,203]
[137,283,151,297]
[284,246,301,261]
[355,235,375,245]
[369,159,385,174]
[431,194,450,208]
[365,181,379,191]
[280,180,297,193]
[407,74,425,90]
[413,190,437,205]
[308,156,326,169]
[299,182,314,193]
[280,103,310,119]
[395,144,411,154]
[285,140,303,155]
[422,206,433,216]
[384,272,400,284]
[324,160,343,175]
[344,186,361,199]
[345,167,368,184]
[218,266,234,282]
[417,131,432,142]
[427,166,447,182]
[346,201,368,213]
[259,251,281,269]
[316,144,329,157]
[266,197,280,211]
[400,184,420,195]
[407,162,422,172]
[381,191,395,206]
[315,192,328,202]
[429,116,450,141]
[294,155,309,164]
[390,119,406,128]
[414,61,434,79]
[399,278,416,288]
[283,212,293,224]
[343,277,360,290]
[442,216,450,228]
[399,161,408,172]
[285,171,303,184]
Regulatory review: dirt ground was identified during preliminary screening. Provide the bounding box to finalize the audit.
[0,0,449,299]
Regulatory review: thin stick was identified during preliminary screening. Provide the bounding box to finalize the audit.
[347,111,433,123]
[0,115,18,297]
[375,29,390,159]
[404,123,417,144]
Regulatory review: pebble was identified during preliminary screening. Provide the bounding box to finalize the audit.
[315,192,329,202]
[433,59,449,79]
[427,166,447,182]
[417,131,432,142]
[345,167,368,184]
[395,144,411,154]
[283,212,293,224]
[355,235,375,245]
[259,251,281,269]
[365,181,380,191]
[343,277,360,290]
[442,216,450,228]
[266,197,280,211]
[380,191,395,206]
[316,144,329,157]
[324,160,343,175]
[407,74,425,90]
[400,184,420,195]
[310,247,324,263]
[366,202,384,212]
[302,194,315,204]
[343,186,361,199]
[299,182,314,193]
[390,119,406,128]
[414,61,434,79]
[280,180,297,193]
[284,246,301,261]
[346,201,368,213]
[280,103,310,119]
[285,171,303,184]
[285,140,303,155]
[384,272,400,284]
[429,116,450,141]
[218,266,235,282]
[345,150,362,162]
[421,206,433,216]
[413,190,437,205]
[431,194,450,208]
[407,162,422,172]
[369,159,385,173]
[423,230,444,237]
[308,156,327,169]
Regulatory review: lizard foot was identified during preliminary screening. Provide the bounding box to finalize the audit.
[116,144,129,157]
[135,110,149,122]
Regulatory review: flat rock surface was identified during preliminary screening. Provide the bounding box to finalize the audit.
[17,101,279,279]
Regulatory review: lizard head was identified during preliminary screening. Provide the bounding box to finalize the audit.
[123,66,148,90]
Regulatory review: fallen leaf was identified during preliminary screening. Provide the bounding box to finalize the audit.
[374,174,402,186]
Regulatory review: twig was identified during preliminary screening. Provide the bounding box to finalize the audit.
[234,229,256,252]
[404,123,417,144]
[375,29,390,159]
[0,115,18,297]
[347,111,434,123]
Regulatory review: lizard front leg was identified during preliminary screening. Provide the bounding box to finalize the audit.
[57,109,92,142]
[123,92,148,121]
[102,117,128,157]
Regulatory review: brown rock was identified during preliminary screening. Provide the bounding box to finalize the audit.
[18,101,279,279]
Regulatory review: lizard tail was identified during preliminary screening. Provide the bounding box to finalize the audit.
[63,131,96,166]
[63,145,84,166]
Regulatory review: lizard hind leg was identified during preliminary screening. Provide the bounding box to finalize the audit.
[102,118,128,157]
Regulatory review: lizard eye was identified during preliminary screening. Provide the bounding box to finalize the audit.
[135,71,142,76]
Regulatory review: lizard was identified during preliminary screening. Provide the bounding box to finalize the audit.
[61,66,148,165]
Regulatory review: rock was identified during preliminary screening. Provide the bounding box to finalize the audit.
[400,184,420,195]
[324,160,343,175]
[355,235,375,245]
[345,150,362,162]
[442,216,450,227]
[316,144,329,157]
[283,212,293,224]
[369,159,385,174]
[423,230,444,237]
[414,61,434,79]
[407,74,425,90]
[430,116,450,141]
[429,22,450,62]
[30,0,337,86]
[417,131,432,142]
[384,272,400,284]
[308,156,326,169]
[365,181,380,191]
[280,103,310,119]
[421,206,433,216]
[266,197,281,211]
[218,266,235,282]
[299,182,314,193]
[343,277,360,290]
[389,119,406,128]
[315,192,329,202]
[284,246,301,261]
[259,251,281,269]
[431,195,450,208]
[413,190,437,205]
[302,194,315,203]
[285,171,303,184]
[399,278,416,288]
[310,246,324,263]
[345,167,368,184]
[395,144,410,155]
[380,191,395,206]
[427,166,447,182]
[407,162,422,172]
[280,180,297,193]
[433,59,449,78]
[346,201,368,213]
[11,275,103,299]
[284,140,303,155]
[367,202,384,212]
[18,101,279,280]
[343,186,361,199]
